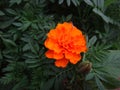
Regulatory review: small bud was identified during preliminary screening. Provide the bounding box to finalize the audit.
[77,60,92,74]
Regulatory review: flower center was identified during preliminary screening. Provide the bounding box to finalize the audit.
[58,36,73,51]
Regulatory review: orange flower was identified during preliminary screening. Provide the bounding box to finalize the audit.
[44,22,87,68]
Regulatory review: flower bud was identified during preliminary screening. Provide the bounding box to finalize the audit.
[77,60,92,74]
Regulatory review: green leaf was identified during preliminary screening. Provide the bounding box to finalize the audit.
[92,0,104,11]
[2,38,16,47]
[0,73,13,85]
[58,0,64,4]
[102,50,120,78]
[28,40,38,54]
[49,0,55,3]
[93,8,120,26]
[25,59,39,64]
[88,36,97,47]
[41,78,55,90]
[95,76,106,90]
[84,0,94,6]
[93,8,110,23]
[0,50,3,60]
[23,44,30,51]
[19,21,31,31]
[92,50,120,89]
[54,78,61,90]
[12,22,22,27]
[85,72,95,80]
[0,10,5,16]
[95,73,120,89]
[71,0,79,6]
[10,0,22,5]
[2,64,14,72]
[5,9,17,15]
[84,0,120,26]
[0,19,15,29]
[67,0,71,6]
[98,0,104,10]
[27,64,39,68]
[31,23,39,30]
[102,75,120,89]
[66,14,72,21]
[12,76,28,90]
[104,0,117,7]
[23,52,39,59]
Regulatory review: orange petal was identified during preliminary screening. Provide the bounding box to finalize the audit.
[53,52,64,59]
[75,46,87,54]
[45,50,54,58]
[65,52,81,64]
[47,29,57,39]
[63,22,72,33]
[73,35,86,46]
[70,54,81,64]
[55,58,69,68]
[44,38,62,53]
[71,27,82,37]
[56,22,72,34]
[44,38,54,49]
[45,50,64,59]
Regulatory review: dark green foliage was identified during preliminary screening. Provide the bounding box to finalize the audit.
[0,0,120,90]
[105,0,120,22]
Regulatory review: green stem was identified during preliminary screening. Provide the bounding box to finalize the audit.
[82,53,86,61]
[55,67,73,78]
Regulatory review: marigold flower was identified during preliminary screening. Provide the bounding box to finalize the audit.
[44,22,87,68]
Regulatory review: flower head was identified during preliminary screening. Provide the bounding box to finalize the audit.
[44,22,87,68]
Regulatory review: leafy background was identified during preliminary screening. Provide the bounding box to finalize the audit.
[0,0,120,90]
